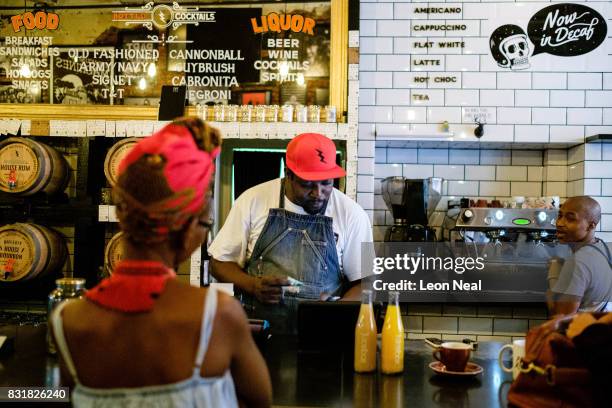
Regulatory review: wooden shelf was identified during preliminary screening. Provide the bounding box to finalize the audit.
[0,104,197,120]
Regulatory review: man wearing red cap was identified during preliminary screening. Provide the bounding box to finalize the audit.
[208,133,373,333]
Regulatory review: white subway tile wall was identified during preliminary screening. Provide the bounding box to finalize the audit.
[359,1,612,336]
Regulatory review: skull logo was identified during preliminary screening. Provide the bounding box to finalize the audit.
[490,24,531,70]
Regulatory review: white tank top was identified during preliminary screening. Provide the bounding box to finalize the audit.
[51,287,239,408]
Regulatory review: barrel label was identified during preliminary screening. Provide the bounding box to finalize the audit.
[105,141,137,185]
[0,143,40,193]
[0,229,34,281]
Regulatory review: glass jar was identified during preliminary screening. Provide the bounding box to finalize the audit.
[47,278,86,354]
[255,105,266,122]
[196,104,206,121]
[267,105,279,122]
[308,105,321,123]
[296,105,308,123]
[240,105,253,122]
[225,104,238,122]
[213,105,225,122]
[325,105,337,123]
[281,104,294,122]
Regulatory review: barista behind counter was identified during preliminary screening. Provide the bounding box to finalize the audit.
[209,133,373,333]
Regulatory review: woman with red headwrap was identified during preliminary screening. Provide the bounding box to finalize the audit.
[50,118,272,408]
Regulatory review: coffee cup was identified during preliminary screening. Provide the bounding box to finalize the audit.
[498,339,525,379]
[432,342,472,372]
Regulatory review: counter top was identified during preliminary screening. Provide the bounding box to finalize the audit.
[264,336,511,407]
[0,324,513,407]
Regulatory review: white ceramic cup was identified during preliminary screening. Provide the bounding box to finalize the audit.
[545,196,560,209]
[498,339,525,379]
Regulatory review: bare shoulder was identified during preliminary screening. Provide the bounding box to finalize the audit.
[53,298,97,331]
[213,289,249,333]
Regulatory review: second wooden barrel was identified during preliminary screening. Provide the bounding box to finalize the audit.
[104,231,125,275]
[103,138,140,186]
[0,137,70,195]
[0,223,67,282]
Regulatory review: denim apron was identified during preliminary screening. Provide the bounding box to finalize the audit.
[244,179,343,334]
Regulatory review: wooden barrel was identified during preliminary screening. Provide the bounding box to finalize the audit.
[0,137,70,195]
[104,138,140,186]
[104,231,125,275]
[0,223,67,282]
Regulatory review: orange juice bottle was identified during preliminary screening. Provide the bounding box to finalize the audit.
[381,291,404,374]
[354,289,377,373]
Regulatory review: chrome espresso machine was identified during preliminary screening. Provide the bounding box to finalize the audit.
[447,207,559,301]
[454,207,558,244]
[381,177,443,242]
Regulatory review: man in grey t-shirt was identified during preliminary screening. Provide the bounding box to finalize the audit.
[548,196,612,315]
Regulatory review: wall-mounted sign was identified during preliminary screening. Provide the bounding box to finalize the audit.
[490,3,607,70]
[0,1,332,107]
[11,11,59,32]
[462,108,495,124]
[528,3,606,56]
[112,1,215,31]
[413,7,461,15]
[251,13,316,35]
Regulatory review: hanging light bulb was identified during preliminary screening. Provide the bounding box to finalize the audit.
[279,61,289,77]
[296,73,305,86]
[147,63,157,78]
[138,77,147,90]
[20,64,32,78]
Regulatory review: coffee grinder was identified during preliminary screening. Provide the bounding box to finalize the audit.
[381,177,443,242]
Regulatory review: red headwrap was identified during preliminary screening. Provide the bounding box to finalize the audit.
[118,124,218,216]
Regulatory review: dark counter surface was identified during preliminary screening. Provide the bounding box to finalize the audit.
[0,323,513,407]
[264,336,512,407]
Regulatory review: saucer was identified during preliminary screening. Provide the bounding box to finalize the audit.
[429,361,483,376]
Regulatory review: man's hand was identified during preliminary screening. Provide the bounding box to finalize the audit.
[253,276,290,304]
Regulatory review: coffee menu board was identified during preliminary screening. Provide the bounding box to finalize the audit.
[0,1,331,106]
[400,2,609,122]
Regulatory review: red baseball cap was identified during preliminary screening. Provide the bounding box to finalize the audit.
[286,133,345,181]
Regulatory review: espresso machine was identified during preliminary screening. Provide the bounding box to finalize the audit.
[454,207,557,245]
[448,207,559,300]
[381,177,443,242]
